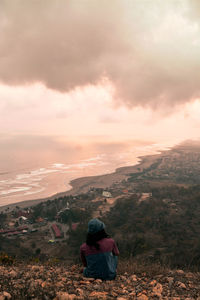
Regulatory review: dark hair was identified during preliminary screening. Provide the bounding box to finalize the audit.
[86,229,109,250]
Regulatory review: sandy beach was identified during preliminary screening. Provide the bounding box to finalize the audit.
[0,150,166,213]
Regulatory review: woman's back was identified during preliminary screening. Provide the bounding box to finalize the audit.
[80,219,119,280]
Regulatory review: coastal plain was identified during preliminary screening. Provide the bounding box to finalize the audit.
[0,146,165,213]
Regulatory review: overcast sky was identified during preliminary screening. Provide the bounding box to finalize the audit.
[0,0,200,144]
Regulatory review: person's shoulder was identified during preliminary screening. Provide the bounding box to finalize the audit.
[107,238,118,247]
[101,237,115,245]
[80,242,87,251]
[106,237,115,243]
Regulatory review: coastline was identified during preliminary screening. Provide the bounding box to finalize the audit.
[0,149,169,213]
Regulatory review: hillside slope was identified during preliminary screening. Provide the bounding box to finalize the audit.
[0,263,200,299]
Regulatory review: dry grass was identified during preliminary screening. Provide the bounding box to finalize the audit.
[117,258,170,277]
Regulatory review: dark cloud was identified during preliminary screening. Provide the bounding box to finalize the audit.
[0,0,200,110]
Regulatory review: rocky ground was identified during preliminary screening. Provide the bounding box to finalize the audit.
[0,264,200,299]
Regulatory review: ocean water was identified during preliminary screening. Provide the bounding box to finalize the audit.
[0,136,172,207]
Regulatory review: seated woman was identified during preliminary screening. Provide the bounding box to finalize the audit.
[80,218,119,280]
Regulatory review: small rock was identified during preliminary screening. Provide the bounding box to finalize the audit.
[70,265,77,271]
[185,272,194,278]
[93,284,101,290]
[176,270,184,275]
[176,281,187,289]
[31,265,40,271]
[120,275,127,281]
[61,277,67,282]
[110,291,118,297]
[95,279,102,283]
[54,292,76,300]
[3,292,11,299]
[55,281,64,288]
[76,288,84,296]
[129,291,136,296]
[122,288,129,294]
[9,270,17,278]
[89,291,108,299]
[152,283,163,297]
[87,277,95,282]
[137,294,148,300]
[79,280,91,284]
[149,280,157,286]
[166,276,174,283]
[130,275,137,282]
[41,281,48,288]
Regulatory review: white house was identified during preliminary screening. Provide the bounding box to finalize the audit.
[102,191,112,198]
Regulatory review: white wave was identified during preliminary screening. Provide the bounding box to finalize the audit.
[0,186,30,195]
[51,164,70,170]
[81,155,105,162]
[61,170,76,174]
[54,156,111,171]
[52,163,66,168]
[30,177,43,182]
[51,159,106,171]
[3,179,29,185]
[30,168,58,176]
[0,180,9,183]
[76,162,97,168]
[23,187,45,196]
[16,173,33,180]
[29,182,41,187]
[15,168,58,180]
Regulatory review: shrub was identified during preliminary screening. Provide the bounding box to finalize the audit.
[0,252,14,265]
